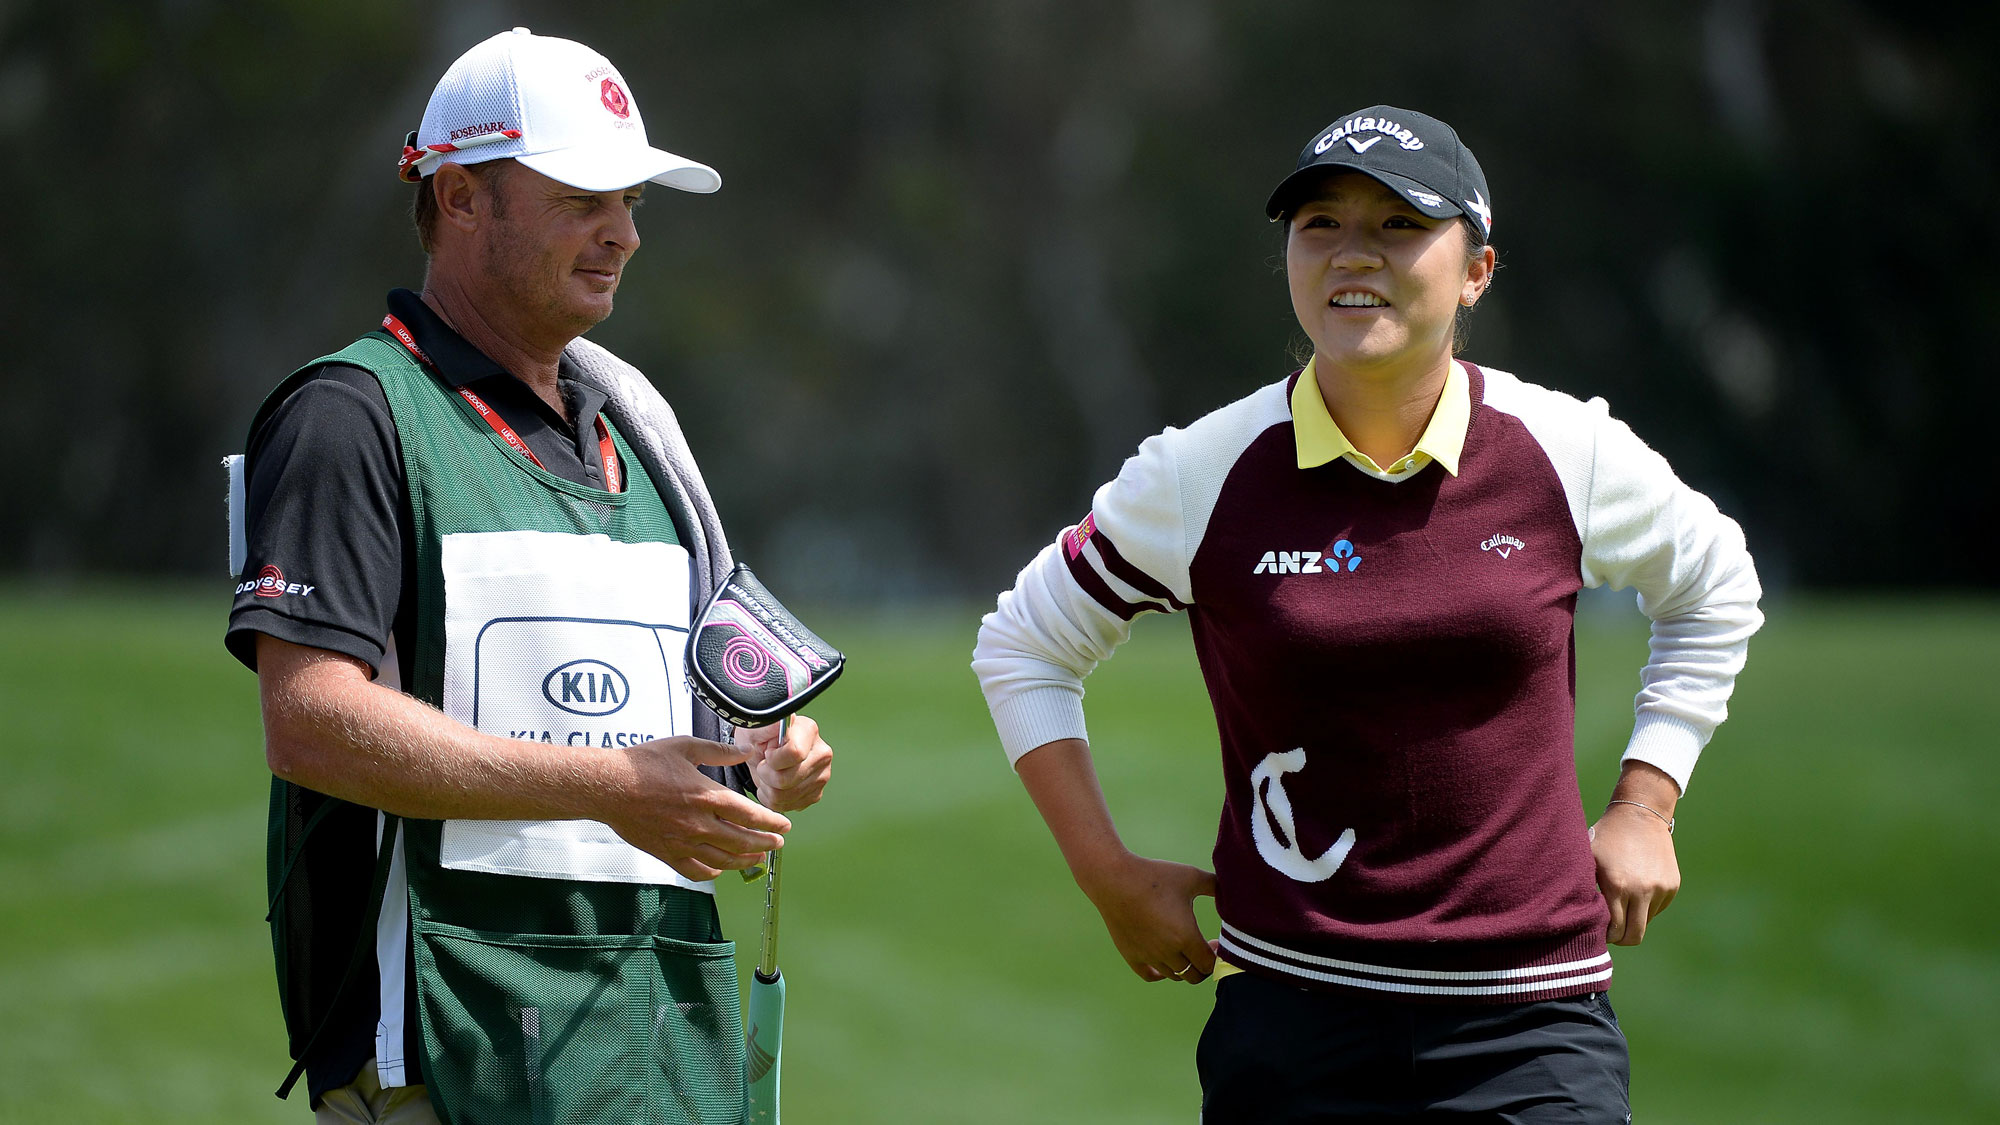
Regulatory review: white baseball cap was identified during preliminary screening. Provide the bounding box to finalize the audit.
[398,27,720,194]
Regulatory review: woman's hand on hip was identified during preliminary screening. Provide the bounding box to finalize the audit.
[1077,851,1219,984]
[1590,763,1682,946]
[1012,739,1218,984]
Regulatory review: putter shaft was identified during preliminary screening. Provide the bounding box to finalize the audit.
[756,717,786,979]
[757,846,783,978]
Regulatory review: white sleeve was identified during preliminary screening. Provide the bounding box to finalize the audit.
[1582,408,1764,793]
[972,429,1191,767]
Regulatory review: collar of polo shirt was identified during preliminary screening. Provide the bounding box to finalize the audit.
[1292,357,1469,478]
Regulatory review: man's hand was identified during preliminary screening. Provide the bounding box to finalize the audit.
[1591,760,1682,946]
[1078,852,1219,984]
[735,714,834,812]
[605,737,792,883]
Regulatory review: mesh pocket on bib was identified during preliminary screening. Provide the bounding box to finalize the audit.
[414,921,746,1125]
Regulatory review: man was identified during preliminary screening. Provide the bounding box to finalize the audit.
[225,28,833,1124]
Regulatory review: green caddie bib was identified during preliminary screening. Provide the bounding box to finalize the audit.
[319,331,747,1125]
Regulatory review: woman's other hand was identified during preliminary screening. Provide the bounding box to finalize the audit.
[1590,761,1682,945]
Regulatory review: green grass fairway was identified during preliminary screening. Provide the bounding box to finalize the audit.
[2,587,1995,1122]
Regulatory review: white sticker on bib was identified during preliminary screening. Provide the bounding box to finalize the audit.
[438,529,712,892]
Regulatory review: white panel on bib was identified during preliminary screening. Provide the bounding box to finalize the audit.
[438,529,712,893]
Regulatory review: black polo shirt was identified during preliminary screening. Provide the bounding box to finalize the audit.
[224,288,637,1104]
[226,288,628,674]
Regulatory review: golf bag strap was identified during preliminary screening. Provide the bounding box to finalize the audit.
[275,814,401,1101]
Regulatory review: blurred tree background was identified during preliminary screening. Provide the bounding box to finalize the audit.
[1,0,1992,598]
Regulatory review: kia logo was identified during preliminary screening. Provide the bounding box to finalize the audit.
[542,659,630,716]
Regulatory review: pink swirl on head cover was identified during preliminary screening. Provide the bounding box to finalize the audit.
[722,632,776,689]
[703,599,804,698]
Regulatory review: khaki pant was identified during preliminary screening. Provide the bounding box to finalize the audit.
[314,1061,440,1125]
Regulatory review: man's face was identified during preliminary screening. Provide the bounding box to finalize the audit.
[471,164,645,340]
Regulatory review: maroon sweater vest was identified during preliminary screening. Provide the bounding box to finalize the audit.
[1195,365,1609,999]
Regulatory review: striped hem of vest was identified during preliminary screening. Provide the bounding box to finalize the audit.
[1216,920,1612,1001]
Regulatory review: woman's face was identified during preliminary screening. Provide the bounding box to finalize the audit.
[1285,171,1491,379]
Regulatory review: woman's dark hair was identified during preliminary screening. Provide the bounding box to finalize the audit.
[1451,217,1491,354]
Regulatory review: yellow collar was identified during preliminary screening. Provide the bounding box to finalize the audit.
[1292,358,1468,477]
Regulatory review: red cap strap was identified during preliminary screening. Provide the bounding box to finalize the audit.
[396,129,524,183]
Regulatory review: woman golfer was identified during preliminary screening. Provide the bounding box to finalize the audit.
[972,105,1761,1121]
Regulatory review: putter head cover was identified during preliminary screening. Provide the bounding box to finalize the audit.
[685,564,844,729]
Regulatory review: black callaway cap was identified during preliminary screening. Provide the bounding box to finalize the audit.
[1264,105,1493,243]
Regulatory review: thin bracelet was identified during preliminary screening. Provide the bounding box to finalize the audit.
[1605,799,1675,834]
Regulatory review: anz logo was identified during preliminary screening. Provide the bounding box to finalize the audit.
[1252,539,1363,576]
[542,659,630,716]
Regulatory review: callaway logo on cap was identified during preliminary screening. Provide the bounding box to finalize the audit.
[398,27,720,195]
[1265,105,1493,241]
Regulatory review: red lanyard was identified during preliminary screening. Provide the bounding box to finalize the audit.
[382,314,621,493]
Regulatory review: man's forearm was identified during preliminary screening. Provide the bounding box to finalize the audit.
[257,632,642,822]
[257,633,793,882]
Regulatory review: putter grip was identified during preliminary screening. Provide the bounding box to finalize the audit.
[685,564,844,728]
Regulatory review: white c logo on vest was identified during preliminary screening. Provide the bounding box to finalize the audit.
[1250,749,1356,883]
